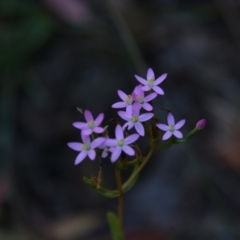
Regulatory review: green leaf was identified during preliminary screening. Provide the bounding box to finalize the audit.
[107,212,124,240]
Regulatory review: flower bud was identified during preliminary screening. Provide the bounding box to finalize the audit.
[196,119,206,130]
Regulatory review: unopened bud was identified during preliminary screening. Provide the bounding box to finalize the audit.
[196,119,206,130]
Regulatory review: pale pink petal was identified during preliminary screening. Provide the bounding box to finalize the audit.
[144,92,157,102]
[118,90,127,101]
[105,139,117,146]
[175,119,185,130]
[111,147,122,162]
[154,73,167,85]
[162,131,172,140]
[125,134,139,144]
[94,127,104,133]
[152,86,164,95]
[75,151,87,165]
[134,75,148,85]
[135,122,144,136]
[84,110,93,121]
[147,68,155,80]
[142,103,153,111]
[88,149,96,160]
[115,125,124,140]
[95,113,104,126]
[67,142,82,151]
[72,122,87,129]
[167,113,175,125]
[122,122,130,130]
[112,102,127,108]
[102,149,108,158]
[156,123,169,131]
[83,128,92,135]
[173,130,183,138]
[127,122,134,130]
[91,137,105,148]
[133,85,144,96]
[139,113,154,122]
[141,85,151,91]
[132,102,140,116]
[126,105,133,113]
[122,145,135,156]
[81,133,91,143]
[118,111,130,121]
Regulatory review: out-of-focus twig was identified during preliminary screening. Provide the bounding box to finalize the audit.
[103,0,147,75]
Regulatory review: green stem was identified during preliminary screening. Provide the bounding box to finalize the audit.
[122,144,156,191]
[115,167,124,238]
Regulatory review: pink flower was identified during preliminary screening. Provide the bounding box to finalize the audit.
[134,68,167,95]
[73,110,104,135]
[105,125,139,162]
[112,90,133,111]
[196,119,206,130]
[132,85,157,111]
[156,113,185,140]
[67,133,105,165]
[118,103,154,136]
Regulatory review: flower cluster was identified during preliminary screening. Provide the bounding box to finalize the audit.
[68,68,204,165]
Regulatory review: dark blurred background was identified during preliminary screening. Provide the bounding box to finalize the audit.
[1,0,240,239]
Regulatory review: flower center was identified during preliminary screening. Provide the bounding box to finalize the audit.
[147,78,155,87]
[117,139,125,147]
[136,96,144,104]
[169,125,175,132]
[130,115,138,123]
[87,121,95,129]
[82,143,91,151]
[125,95,132,105]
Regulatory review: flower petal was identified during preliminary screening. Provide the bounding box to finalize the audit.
[111,147,122,162]
[175,119,185,130]
[72,122,87,129]
[117,90,127,101]
[142,103,153,111]
[154,73,167,85]
[139,113,154,122]
[84,110,93,122]
[141,85,151,91]
[156,123,169,131]
[135,122,144,136]
[105,139,117,146]
[152,86,164,95]
[112,102,127,108]
[162,131,172,140]
[134,75,147,85]
[94,127,104,133]
[144,92,157,102]
[167,113,175,125]
[147,68,155,80]
[127,122,134,130]
[81,133,91,143]
[122,145,135,156]
[115,125,124,140]
[82,128,92,136]
[95,113,104,126]
[91,137,105,148]
[173,130,183,138]
[118,111,130,121]
[125,134,139,144]
[88,149,96,160]
[75,151,87,165]
[67,142,82,151]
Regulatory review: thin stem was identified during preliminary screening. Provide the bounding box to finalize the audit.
[115,167,124,238]
[122,144,156,191]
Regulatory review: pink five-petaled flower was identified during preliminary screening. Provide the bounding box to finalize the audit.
[105,125,139,162]
[112,90,133,111]
[67,133,105,165]
[156,113,185,140]
[134,68,167,95]
[132,85,157,111]
[73,110,104,135]
[118,103,154,136]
